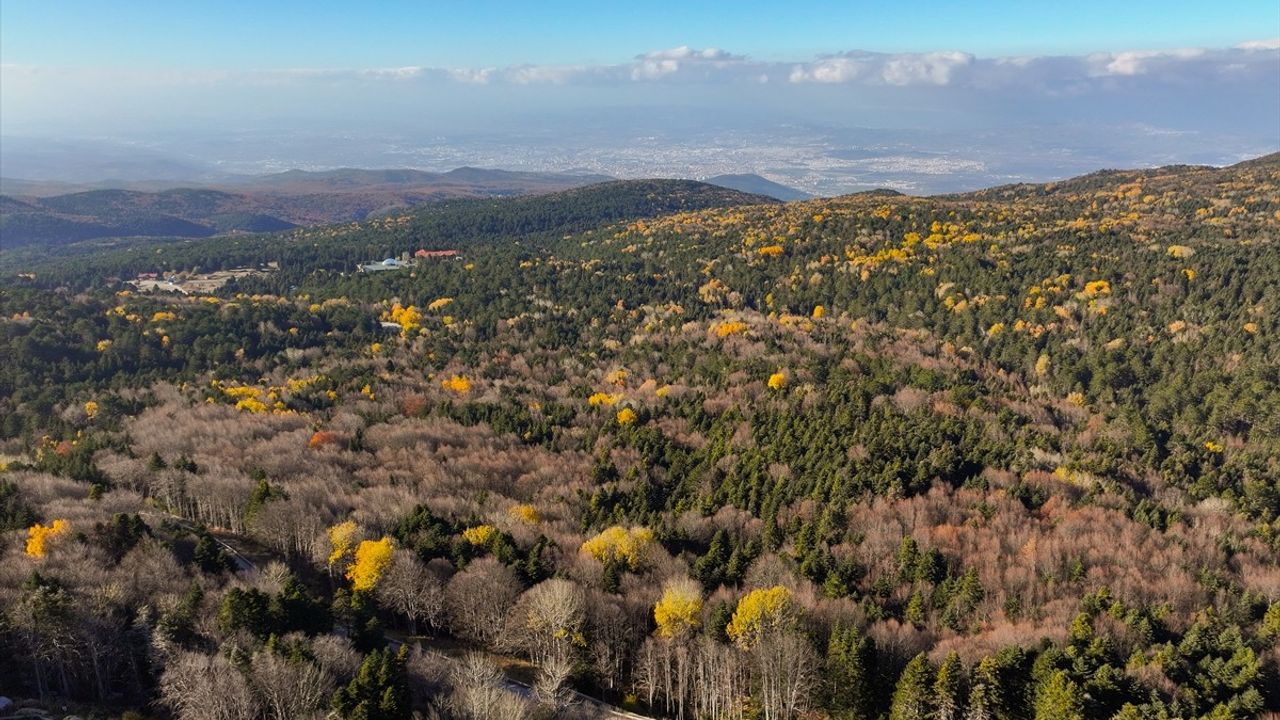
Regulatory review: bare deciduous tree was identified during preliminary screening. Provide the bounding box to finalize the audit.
[159,650,260,720]
[445,558,521,648]
[755,631,819,720]
[378,549,444,635]
[505,577,585,667]
[248,649,334,720]
[450,652,529,720]
[534,651,575,712]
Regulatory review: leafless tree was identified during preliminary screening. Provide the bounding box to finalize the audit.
[310,634,362,679]
[445,558,521,647]
[504,577,585,668]
[159,650,260,720]
[585,589,644,692]
[378,549,444,635]
[535,651,575,712]
[248,649,334,720]
[755,631,820,720]
[450,652,529,720]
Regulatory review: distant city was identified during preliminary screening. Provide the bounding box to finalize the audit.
[4,118,1273,197]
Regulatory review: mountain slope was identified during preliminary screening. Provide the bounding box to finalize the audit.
[0,167,617,248]
[2,178,776,278]
[0,155,1277,719]
[703,173,812,201]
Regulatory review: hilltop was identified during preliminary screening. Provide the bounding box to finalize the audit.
[703,173,812,201]
[0,166,613,248]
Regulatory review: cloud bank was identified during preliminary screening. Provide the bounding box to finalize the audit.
[4,39,1276,90]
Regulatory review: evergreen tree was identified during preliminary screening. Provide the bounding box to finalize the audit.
[890,653,934,720]
[905,589,927,627]
[965,680,996,720]
[971,648,1032,720]
[935,651,967,720]
[332,646,411,720]
[826,624,877,719]
[218,587,272,638]
[1033,670,1085,720]
[192,527,233,574]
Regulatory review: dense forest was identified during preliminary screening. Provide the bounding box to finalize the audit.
[0,167,614,248]
[0,159,1277,720]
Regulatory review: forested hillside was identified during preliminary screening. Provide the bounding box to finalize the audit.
[0,167,612,247]
[0,159,1277,719]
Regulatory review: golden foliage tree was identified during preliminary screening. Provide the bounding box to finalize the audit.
[462,525,497,546]
[26,519,70,558]
[441,375,472,395]
[580,525,654,571]
[347,537,394,592]
[726,585,793,648]
[509,504,540,524]
[327,520,359,568]
[654,578,703,638]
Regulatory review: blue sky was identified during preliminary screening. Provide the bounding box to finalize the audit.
[3,0,1278,69]
[1,1,1277,190]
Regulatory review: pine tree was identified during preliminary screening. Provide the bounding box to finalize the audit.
[969,648,1031,720]
[906,588,927,626]
[826,624,876,719]
[193,527,232,574]
[965,681,995,720]
[332,646,411,720]
[1033,670,1085,720]
[935,651,967,720]
[890,653,934,720]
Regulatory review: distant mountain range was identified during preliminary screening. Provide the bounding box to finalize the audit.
[702,173,812,201]
[0,167,612,248]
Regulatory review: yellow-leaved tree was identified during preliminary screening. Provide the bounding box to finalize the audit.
[26,519,70,558]
[386,303,422,337]
[767,372,787,390]
[581,525,654,571]
[347,537,394,592]
[726,585,793,648]
[654,578,703,638]
[509,504,540,524]
[441,375,472,395]
[1035,353,1051,377]
[327,520,359,569]
[462,525,497,546]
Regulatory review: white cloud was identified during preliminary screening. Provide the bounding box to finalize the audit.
[1237,38,1280,50]
[789,50,974,86]
[1089,47,1206,76]
[504,64,591,84]
[881,51,973,85]
[642,46,738,61]
[789,57,867,83]
[4,41,1275,93]
[359,66,426,80]
[446,67,496,84]
[632,58,681,80]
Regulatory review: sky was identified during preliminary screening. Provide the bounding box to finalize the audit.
[3,0,1276,67]
[2,1,1278,192]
